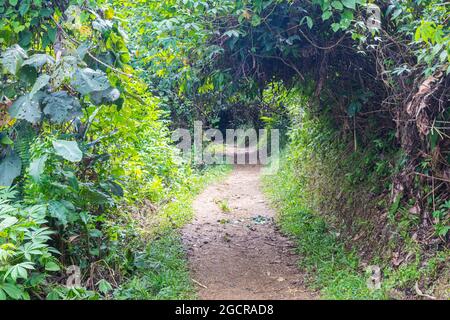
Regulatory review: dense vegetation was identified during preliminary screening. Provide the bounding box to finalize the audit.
[1,0,449,299]
[0,0,230,299]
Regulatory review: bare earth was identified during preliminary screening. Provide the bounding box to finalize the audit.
[182,162,317,300]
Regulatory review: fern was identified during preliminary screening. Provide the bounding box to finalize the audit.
[13,122,36,169]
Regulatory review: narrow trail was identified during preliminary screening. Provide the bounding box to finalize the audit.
[182,152,317,300]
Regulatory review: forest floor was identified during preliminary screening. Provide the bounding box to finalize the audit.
[182,147,317,300]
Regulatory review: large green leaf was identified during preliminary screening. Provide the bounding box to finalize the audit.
[4,262,34,281]
[45,261,61,272]
[30,74,50,97]
[51,56,77,87]
[0,151,22,187]
[48,200,70,226]
[29,155,48,182]
[71,68,111,95]
[18,30,32,48]
[322,10,333,21]
[0,283,23,300]
[52,140,83,162]
[76,43,90,60]
[22,54,55,68]
[42,91,82,123]
[0,44,28,75]
[17,65,37,85]
[79,184,112,205]
[342,0,356,9]
[0,134,13,145]
[331,1,344,10]
[9,94,42,124]
[18,0,31,16]
[0,216,18,231]
[90,88,120,105]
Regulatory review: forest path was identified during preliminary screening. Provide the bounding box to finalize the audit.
[182,149,316,300]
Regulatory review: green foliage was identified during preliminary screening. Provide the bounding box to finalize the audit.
[0,151,21,186]
[0,0,213,300]
[1,0,448,300]
[264,102,449,299]
[51,140,82,163]
[215,198,231,213]
[113,165,231,300]
[113,234,195,300]
[432,200,450,237]
[263,153,382,299]
[113,0,236,127]
[0,188,58,300]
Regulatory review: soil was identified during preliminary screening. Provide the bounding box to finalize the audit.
[182,148,317,300]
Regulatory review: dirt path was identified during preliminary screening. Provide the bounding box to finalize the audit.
[182,159,316,300]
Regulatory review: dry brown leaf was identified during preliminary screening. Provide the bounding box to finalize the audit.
[0,101,11,128]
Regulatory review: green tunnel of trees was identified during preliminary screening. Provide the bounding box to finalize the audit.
[0,0,448,299]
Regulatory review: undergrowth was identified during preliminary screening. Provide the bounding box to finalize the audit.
[264,158,382,300]
[263,110,449,300]
[113,165,232,300]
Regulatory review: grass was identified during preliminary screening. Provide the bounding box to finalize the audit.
[115,164,232,300]
[263,156,383,300]
[114,234,195,300]
[214,198,231,213]
[263,153,450,300]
